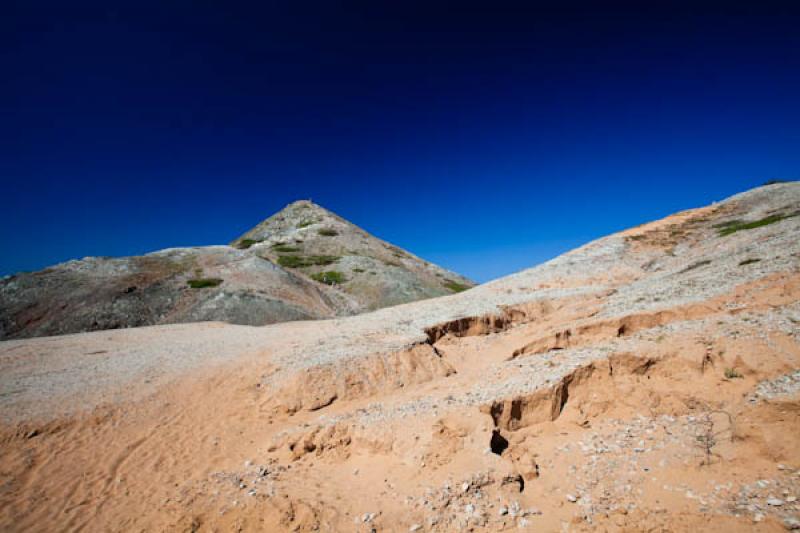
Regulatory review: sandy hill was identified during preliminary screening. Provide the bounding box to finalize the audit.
[0,182,799,532]
[0,200,473,340]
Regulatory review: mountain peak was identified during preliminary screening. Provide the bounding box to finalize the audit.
[233,200,474,310]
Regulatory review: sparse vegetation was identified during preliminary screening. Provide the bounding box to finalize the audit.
[236,239,261,249]
[681,259,712,273]
[187,278,223,289]
[277,255,305,268]
[272,244,302,253]
[716,213,796,236]
[317,228,338,237]
[296,220,314,228]
[724,368,743,379]
[308,255,340,266]
[311,271,346,285]
[691,407,736,466]
[277,255,340,268]
[443,280,470,293]
[738,258,761,266]
[352,268,365,273]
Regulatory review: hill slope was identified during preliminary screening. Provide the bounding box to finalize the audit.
[0,201,474,340]
[0,182,798,532]
[233,200,474,309]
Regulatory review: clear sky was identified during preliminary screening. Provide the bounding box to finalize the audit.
[1,1,799,282]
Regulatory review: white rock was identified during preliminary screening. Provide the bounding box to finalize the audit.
[768,498,785,506]
[566,494,578,503]
[784,517,800,530]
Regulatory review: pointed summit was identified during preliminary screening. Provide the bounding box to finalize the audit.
[232,199,349,246]
[232,200,474,310]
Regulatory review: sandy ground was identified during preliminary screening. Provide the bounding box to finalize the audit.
[1,183,799,532]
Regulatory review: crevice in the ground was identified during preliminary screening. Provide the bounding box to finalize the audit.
[423,299,567,345]
[490,429,509,455]
[509,303,714,360]
[486,353,663,431]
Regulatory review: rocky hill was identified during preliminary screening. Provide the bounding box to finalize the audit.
[233,200,474,310]
[0,201,474,340]
[0,182,798,532]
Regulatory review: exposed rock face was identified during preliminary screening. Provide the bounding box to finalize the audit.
[0,201,474,340]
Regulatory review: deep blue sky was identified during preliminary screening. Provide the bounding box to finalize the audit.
[1,1,798,282]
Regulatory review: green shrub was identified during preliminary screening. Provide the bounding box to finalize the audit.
[443,280,470,293]
[738,258,761,266]
[237,238,261,249]
[187,278,223,289]
[317,228,338,237]
[716,213,796,236]
[311,271,346,285]
[272,244,302,253]
[296,220,314,228]
[277,255,308,268]
[277,255,340,268]
[724,368,743,379]
[352,268,365,273]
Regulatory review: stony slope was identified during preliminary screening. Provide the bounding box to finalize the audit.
[233,200,474,310]
[0,182,798,532]
[0,201,473,340]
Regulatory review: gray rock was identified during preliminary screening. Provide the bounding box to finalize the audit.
[784,517,800,530]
